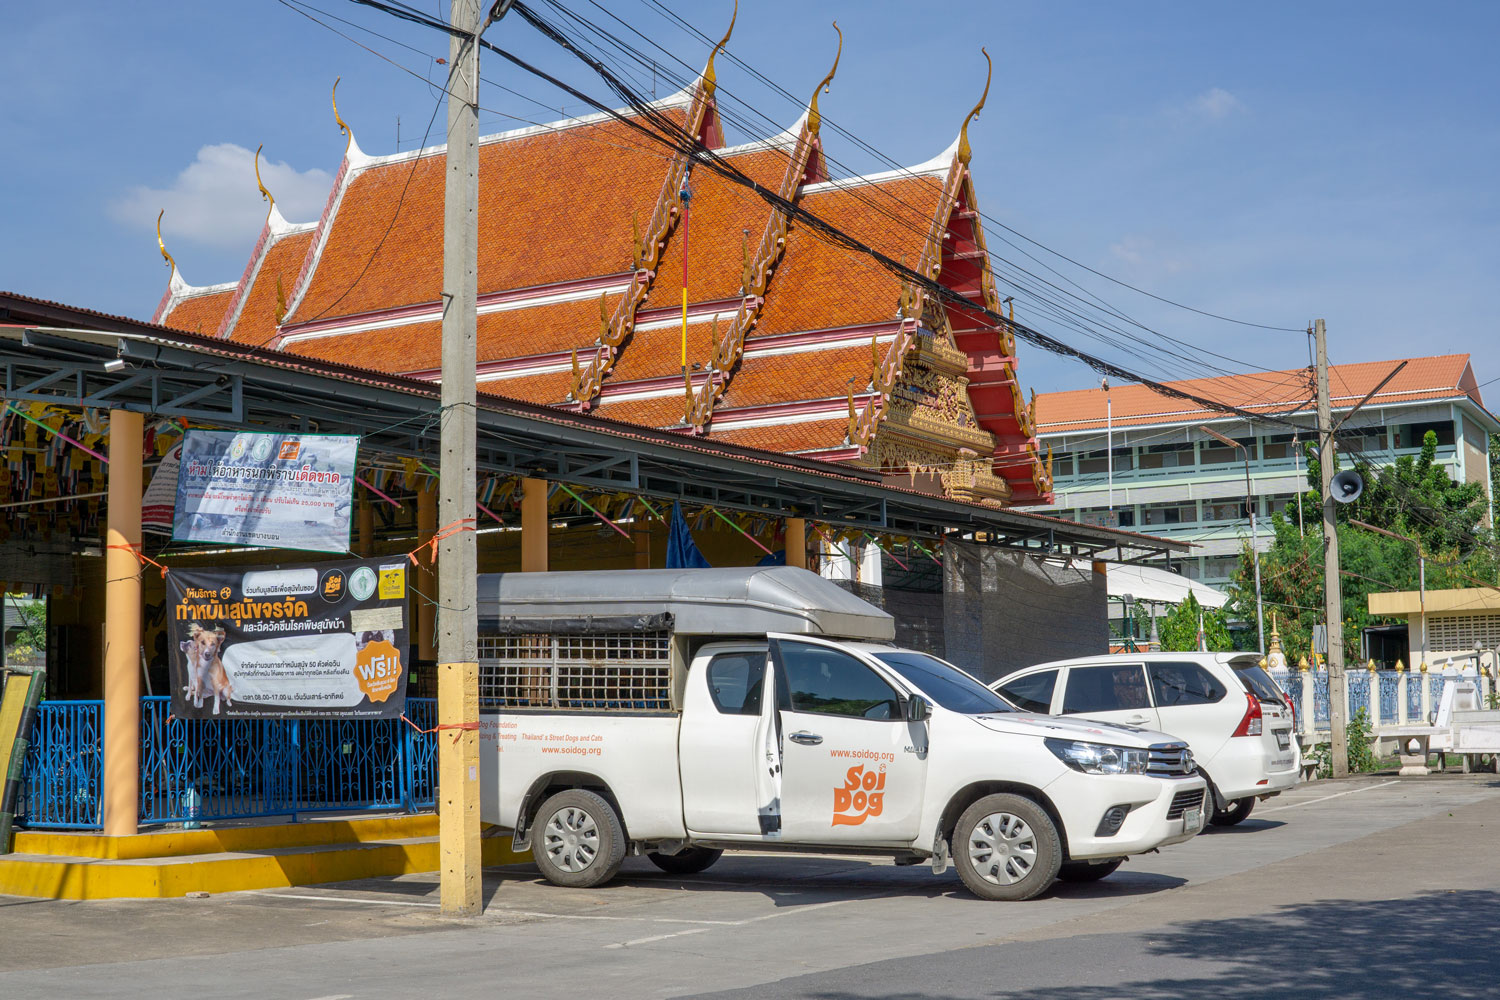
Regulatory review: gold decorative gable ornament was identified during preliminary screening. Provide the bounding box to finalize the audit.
[254,144,275,215]
[957,48,992,167]
[806,22,842,137]
[703,0,736,98]
[156,210,177,273]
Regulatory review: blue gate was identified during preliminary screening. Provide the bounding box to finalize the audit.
[20,697,439,830]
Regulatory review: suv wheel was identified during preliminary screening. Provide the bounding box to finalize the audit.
[953,793,1061,901]
[1210,795,1256,826]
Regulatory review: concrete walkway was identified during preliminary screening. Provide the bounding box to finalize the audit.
[2,774,1496,999]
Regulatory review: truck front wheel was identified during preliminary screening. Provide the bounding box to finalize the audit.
[953,793,1062,901]
[531,789,627,888]
[647,847,723,875]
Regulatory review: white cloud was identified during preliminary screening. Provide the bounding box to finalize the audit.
[109,144,333,250]
[1184,87,1244,122]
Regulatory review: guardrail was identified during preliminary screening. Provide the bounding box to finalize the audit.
[18,697,438,830]
[1269,668,1492,735]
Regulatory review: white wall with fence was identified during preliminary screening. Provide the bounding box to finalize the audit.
[1269,665,1495,735]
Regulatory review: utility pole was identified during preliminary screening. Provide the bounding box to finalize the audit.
[437,0,487,918]
[1314,318,1349,777]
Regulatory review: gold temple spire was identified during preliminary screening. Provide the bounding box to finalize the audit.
[806,22,842,136]
[156,210,177,274]
[332,76,353,152]
[254,144,275,215]
[957,48,992,166]
[703,0,736,98]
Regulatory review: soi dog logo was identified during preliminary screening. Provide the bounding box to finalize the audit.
[832,763,887,826]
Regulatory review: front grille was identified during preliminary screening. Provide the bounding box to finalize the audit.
[1148,742,1194,777]
[1166,788,1204,820]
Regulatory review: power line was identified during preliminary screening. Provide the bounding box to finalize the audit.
[639,0,1304,335]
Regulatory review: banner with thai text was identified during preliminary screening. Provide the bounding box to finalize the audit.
[173,430,357,552]
[167,557,409,720]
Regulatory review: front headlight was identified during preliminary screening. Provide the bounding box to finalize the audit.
[1045,738,1150,776]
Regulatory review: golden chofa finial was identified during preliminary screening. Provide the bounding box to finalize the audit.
[806,21,842,136]
[957,47,992,166]
[254,144,275,214]
[332,76,353,152]
[703,0,736,98]
[156,210,177,273]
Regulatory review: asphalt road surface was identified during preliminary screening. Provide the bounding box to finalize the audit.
[3,774,1497,999]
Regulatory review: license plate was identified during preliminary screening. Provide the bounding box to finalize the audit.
[1275,731,1290,750]
[1183,807,1203,833]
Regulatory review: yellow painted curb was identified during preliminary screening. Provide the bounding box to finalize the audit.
[13,814,440,860]
[1,824,530,900]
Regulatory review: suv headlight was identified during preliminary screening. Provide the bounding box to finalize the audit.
[1045,738,1150,776]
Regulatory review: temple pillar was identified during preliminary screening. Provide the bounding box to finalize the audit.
[103,409,142,838]
[785,518,807,570]
[521,478,549,572]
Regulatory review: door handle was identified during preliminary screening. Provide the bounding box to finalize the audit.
[788,731,823,746]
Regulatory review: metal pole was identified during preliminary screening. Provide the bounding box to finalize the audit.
[1315,318,1349,777]
[438,0,484,917]
[1246,448,1264,656]
[1419,554,1427,670]
[1104,379,1113,512]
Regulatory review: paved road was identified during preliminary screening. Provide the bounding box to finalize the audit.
[3,774,1497,999]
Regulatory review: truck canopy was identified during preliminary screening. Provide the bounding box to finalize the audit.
[478,566,895,641]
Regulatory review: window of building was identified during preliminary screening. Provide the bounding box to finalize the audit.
[1201,501,1246,522]
[1261,434,1298,460]
[1140,502,1197,526]
[1199,437,1253,465]
[1137,442,1196,469]
[1395,421,1455,448]
[1203,556,1239,580]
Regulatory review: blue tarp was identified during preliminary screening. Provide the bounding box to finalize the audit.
[666,502,711,568]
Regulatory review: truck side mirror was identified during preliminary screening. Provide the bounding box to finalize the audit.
[904,696,930,723]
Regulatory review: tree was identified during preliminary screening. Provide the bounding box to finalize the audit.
[1156,594,1233,652]
[1305,430,1490,556]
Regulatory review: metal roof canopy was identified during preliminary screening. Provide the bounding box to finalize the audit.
[0,293,1186,559]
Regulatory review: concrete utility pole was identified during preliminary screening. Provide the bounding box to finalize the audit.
[1314,318,1349,777]
[438,0,485,917]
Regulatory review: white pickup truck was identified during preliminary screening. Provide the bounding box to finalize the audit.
[478,567,1207,901]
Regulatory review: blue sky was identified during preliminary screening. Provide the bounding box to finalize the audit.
[3,1,1496,397]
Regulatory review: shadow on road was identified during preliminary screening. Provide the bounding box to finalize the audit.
[1200,818,1286,834]
[751,889,1500,1000]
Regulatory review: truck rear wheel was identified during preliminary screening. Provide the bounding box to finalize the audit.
[953,793,1061,901]
[647,847,723,875]
[531,789,627,888]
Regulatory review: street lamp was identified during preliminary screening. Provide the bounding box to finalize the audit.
[1199,424,1264,656]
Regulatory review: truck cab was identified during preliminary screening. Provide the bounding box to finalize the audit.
[478,567,1206,901]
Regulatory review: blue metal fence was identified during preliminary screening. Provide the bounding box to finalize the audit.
[19,701,104,829]
[20,697,438,830]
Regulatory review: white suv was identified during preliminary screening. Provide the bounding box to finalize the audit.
[992,653,1299,826]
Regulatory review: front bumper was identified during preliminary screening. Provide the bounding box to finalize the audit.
[1048,770,1209,860]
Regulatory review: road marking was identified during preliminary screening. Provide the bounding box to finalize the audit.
[1261,779,1399,813]
[496,909,741,926]
[251,891,439,909]
[603,927,713,949]
[302,995,354,1000]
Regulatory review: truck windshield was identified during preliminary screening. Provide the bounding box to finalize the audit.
[874,651,1015,715]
